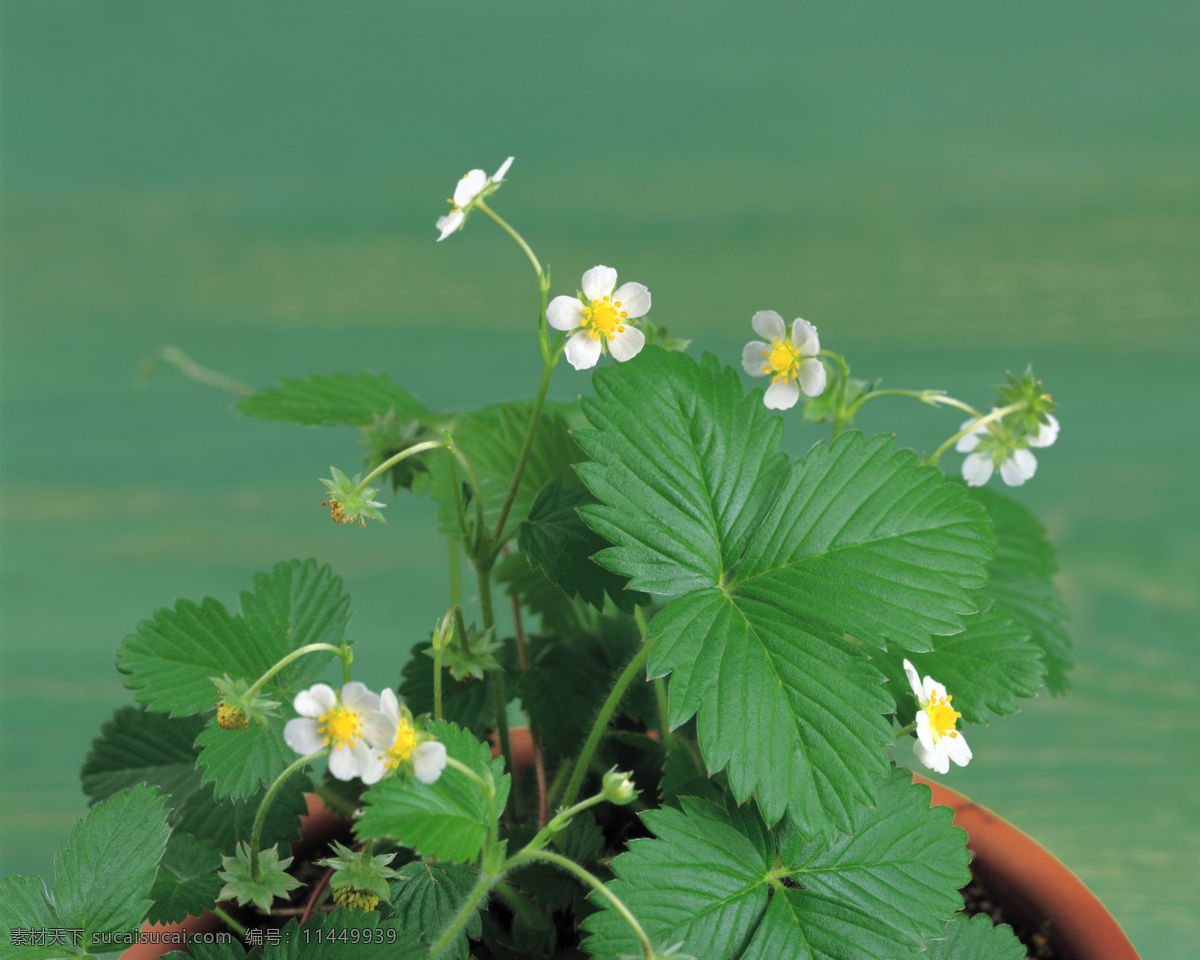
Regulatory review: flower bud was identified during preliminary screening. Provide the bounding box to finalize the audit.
[601,768,639,806]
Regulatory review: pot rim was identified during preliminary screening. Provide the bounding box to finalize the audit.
[914,772,1140,960]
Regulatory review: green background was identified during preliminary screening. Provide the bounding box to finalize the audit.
[2,2,1196,956]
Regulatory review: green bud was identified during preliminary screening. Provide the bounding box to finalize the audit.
[601,768,639,806]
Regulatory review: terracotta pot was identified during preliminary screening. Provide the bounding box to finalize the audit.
[916,774,1140,960]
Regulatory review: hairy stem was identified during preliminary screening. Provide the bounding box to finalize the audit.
[351,439,445,497]
[250,751,323,880]
[926,401,1027,467]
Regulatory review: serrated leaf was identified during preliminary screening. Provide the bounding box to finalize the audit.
[146,833,223,925]
[0,874,61,960]
[81,705,206,811]
[968,489,1072,694]
[926,914,1027,960]
[572,350,995,833]
[429,403,585,544]
[585,771,964,960]
[50,786,170,941]
[495,552,597,638]
[519,477,648,614]
[195,715,295,801]
[237,371,428,426]
[356,721,511,863]
[516,639,609,757]
[390,861,481,960]
[777,770,970,944]
[650,590,893,833]
[874,604,1045,725]
[174,775,310,857]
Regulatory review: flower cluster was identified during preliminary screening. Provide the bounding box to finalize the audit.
[283,682,447,785]
[956,413,1059,487]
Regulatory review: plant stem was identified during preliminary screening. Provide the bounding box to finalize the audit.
[433,641,445,723]
[351,439,445,497]
[476,563,513,785]
[508,577,548,827]
[847,388,980,419]
[140,345,256,397]
[243,643,350,702]
[250,751,323,880]
[895,720,917,738]
[491,357,556,549]
[444,756,499,853]
[633,606,673,752]
[428,868,495,960]
[820,350,853,438]
[925,401,1026,467]
[561,641,653,809]
[449,535,462,607]
[475,199,543,281]
[211,904,248,937]
[508,848,655,960]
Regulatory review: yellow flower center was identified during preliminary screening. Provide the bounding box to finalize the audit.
[583,296,629,342]
[387,718,417,768]
[318,706,363,751]
[925,691,962,740]
[761,337,801,384]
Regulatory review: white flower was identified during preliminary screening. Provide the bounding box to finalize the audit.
[435,156,514,241]
[1027,413,1060,448]
[741,311,827,410]
[284,682,386,784]
[546,265,651,370]
[956,418,1039,487]
[362,688,447,784]
[902,659,971,775]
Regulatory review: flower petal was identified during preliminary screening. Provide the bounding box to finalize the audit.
[1027,413,1059,448]
[946,731,972,767]
[790,318,820,357]
[742,341,771,377]
[581,265,618,301]
[412,741,448,784]
[751,310,786,342]
[565,330,603,370]
[922,676,948,703]
[491,156,514,182]
[798,357,827,397]
[955,419,985,453]
[361,712,396,753]
[341,682,380,714]
[612,282,651,319]
[436,210,464,242]
[546,296,586,331]
[358,746,388,785]
[902,659,924,701]
[452,169,488,207]
[608,324,646,362]
[1000,448,1037,486]
[915,711,937,752]
[914,737,950,775]
[294,684,337,718]
[379,687,401,723]
[961,452,994,487]
[284,718,324,756]
[763,379,801,410]
[327,741,360,781]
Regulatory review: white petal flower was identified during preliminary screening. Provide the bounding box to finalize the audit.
[285,682,382,782]
[902,659,971,774]
[743,312,826,409]
[412,741,448,784]
[999,447,1037,486]
[435,156,514,241]
[961,452,994,487]
[551,265,651,370]
[1027,413,1060,448]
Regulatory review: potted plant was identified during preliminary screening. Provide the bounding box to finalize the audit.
[0,157,1122,960]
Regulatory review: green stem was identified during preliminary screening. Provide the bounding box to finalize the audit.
[139,345,256,397]
[433,643,445,723]
[508,848,655,960]
[211,904,248,938]
[429,868,495,959]
[474,199,543,280]
[449,535,462,607]
[491,357,556,548]
[351,439,445,497]
[633,606,673,752]
[524,790,607,854]
[242,643,350,702]
[250,751,323,880]
[895,721,917,738]
[476,563,513,785]
[847,388,980,419]
[561,641,653,809]
[926,401,1026,467]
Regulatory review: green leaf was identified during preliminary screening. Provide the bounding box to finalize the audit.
[390,861,481,960]
[573,350,995,832]
[429,402,585,544]
[585,770,965,960]
[356,721,511,863]
[874,603,1045,725]
[237,371,428,426]
[495,551,597,638]
[6,786,170,950]
[174,776,310,857]
[81,705,206,810]
[519,477,648,614]
[926,914,1027,960]
[117,560,351,721]
[0,875,61,960]
[195,715,295,801]
[146,833,223,925]
[516,638,610,757]
[968,488,1072,694]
